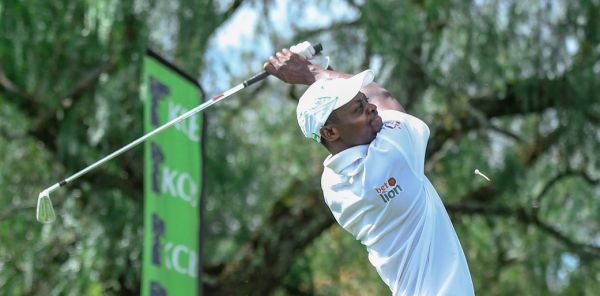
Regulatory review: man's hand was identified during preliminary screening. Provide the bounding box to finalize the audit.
[264,48,322,85]
[265,47,405,112]
[290,41,330,69]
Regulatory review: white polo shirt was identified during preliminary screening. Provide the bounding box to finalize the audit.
[321,110,474,296]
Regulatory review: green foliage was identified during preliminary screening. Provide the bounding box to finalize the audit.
[1,0,599,295]
[300,227,389,295]
[202,86,324,264]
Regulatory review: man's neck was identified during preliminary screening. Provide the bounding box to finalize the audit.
[326,141,351,156]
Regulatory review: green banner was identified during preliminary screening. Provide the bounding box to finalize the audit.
[141,51,203,296]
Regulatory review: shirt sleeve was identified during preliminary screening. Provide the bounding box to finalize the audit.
[374,110,430,175]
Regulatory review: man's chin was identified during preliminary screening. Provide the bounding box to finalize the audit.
[374,116,383,132]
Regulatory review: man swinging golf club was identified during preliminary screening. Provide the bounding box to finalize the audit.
[265,43,475,295]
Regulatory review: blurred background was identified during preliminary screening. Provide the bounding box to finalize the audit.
[1,0,599,295]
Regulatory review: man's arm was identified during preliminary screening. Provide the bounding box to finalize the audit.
[264,48,405,112]
[362,82,405,112]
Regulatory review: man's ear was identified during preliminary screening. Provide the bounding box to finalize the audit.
[320,125,339,142]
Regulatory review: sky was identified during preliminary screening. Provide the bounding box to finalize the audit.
[200,0,359,94]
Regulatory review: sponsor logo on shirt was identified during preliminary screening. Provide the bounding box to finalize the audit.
[375,177,403,203]
[384,121,402,129]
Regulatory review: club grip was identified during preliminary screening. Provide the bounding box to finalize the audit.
[243,43,323,87]
[243,71,270,87]
[312,43,323,55]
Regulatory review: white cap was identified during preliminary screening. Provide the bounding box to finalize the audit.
[297,70,375,142]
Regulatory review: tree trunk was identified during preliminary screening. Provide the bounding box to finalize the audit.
[204,179,335,295]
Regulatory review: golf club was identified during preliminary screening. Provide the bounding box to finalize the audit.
[36,43,323,224]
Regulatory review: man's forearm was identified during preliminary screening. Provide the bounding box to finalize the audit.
[312,67,405,112]
[363,82,405,112]
[311,67,352,81]
[265,49,404,112]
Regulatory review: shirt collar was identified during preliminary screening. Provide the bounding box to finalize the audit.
[323,145,369,174]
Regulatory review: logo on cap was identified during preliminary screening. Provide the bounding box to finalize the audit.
[312,133,321,143]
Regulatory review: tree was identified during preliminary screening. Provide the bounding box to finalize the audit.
[1,0,598,295]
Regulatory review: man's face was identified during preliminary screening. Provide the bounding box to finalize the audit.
[327,92,383,147]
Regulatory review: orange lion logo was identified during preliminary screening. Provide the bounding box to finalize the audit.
[388,177,396,186]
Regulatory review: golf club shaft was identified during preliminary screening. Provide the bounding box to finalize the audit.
[41,43,323,195]
[44,82,243,195]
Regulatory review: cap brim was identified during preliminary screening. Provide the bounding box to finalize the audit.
[333,70,375,110]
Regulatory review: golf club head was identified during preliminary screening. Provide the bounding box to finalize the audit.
[36,192,56,224]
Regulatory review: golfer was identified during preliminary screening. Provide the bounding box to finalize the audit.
[265,46,475,295]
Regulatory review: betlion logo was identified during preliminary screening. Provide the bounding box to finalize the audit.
[384,120,402,129]
[375,177,403,203]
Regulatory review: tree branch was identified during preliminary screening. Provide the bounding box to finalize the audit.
[525,212,600,259]
[0,67,38,102]
[222,0,245,21]
[204,179,334,295]
[524,126,565,166]
[426,75,574,160]
[532,170,576,208]
[533,168,600,206]
[0,203,35,221]
[487,124,525,143]
[63,56,117,101]
[293,20,361,43]
[447,202,600,259]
